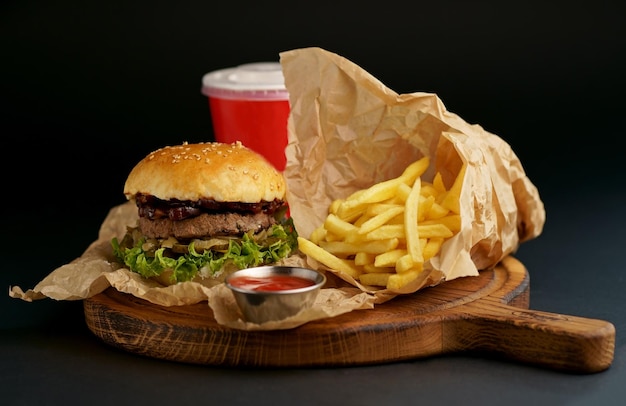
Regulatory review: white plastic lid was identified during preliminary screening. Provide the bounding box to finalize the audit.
[201,62,289,101]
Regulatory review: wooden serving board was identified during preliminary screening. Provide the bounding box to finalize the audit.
[83,256,615,373]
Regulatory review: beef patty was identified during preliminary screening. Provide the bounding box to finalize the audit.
[138,211,276,240]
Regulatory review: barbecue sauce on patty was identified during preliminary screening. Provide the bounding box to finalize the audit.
[131,193,288,240]
[134,193,286,221]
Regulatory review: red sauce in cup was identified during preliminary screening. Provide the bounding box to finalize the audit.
[228,275,315,292]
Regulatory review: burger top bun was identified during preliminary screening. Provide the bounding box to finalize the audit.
[124,141,286,203]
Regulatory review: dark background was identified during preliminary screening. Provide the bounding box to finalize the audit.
[2,2,626,404]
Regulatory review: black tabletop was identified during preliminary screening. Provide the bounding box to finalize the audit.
[2,2,625,405]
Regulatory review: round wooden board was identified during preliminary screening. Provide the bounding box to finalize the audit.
[83,256,615,372]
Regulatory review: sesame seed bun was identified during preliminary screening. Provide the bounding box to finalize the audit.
[124,141,286,203]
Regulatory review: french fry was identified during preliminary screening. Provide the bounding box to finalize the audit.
[297,237,362,278]
[417,223,454,239]
[432,172,446,194]
[359,272,392,287]
[398,156,430,185]
[439,163,466,214]
[324,213,358,238]
[374,249,407,268]
[309,225,327,245]
[329,199,343,215]
[336,157,429,216]
[358,206,404,234]
[404,175,423,264]
[395,254,422,273]
[387,269,421,290]
[365,224,405,241]
[417,195,435,222]
[424,201,449,220]
[340,178,403,211]
[366,203,404,216]
[319,238,399,256]
[354,252,376,266]
[422,237,444,261]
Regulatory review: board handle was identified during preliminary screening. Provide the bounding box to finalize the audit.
[446,300,615,373]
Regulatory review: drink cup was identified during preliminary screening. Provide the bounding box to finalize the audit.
[201,62,290,171]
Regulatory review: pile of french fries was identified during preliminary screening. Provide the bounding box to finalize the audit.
[298,157,466,291]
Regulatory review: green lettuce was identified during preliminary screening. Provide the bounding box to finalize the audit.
[111,218,298,284]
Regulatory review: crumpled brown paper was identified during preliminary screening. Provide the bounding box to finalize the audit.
[9,201,375,330]
[280,47,545,302]
[10,46,545,328]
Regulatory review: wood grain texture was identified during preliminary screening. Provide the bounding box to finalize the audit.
[83,256,615,372]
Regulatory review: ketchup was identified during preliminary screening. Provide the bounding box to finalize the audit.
[229,275,315,292]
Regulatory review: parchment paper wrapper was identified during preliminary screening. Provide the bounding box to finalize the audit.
[10,47,545,328]
[280,47,545,302]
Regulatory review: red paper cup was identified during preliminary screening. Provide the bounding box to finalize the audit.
[202,62,290,171]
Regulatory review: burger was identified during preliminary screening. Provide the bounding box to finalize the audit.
[111,141,298,286]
